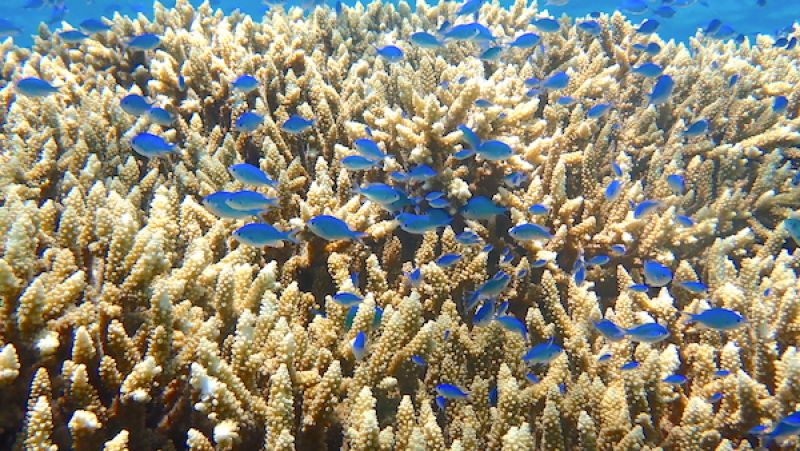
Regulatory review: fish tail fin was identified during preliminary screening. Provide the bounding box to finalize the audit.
[352,231,367,243]
[286,228,301,244]
[681,311,696,325]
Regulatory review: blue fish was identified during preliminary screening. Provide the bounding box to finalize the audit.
[666,174,685,194]
[407,165,437,182]
[629,284,649,292]
[495,315,528,340]
[488,386,498,407]
[436,253,462,268]
[612,162,623,177]
[649,75,674,105]
[503,172,527,188]
[714,370,731,378]
[522,338,562,364]
[643,260,672,287]
[232,74,259,93]
[662,374,688,385]
[610,244,626,255]
[531,17,560,32]
[619,0,648,14]
[728,74,739,87]
[226,191,277,211]
[233,223,298,247]
[424,190,445,201]
[281,115,315,134]
[597,353,612,362]
[636,19,660,34]
[604,180,622,201]
[578,20,601,36]
[473,302,495,326]
[573,260,586,286]
[528,204,549,215]
[475,272,511,300]
[625,323,670,343]
[308,215,365,241]
[457,124,481,149]
[410,32,443,48]
[131,133,175,157]
[509,33,541,48]
[355,183,401,205]
[631,62,663,78]
[376,45,404,62]
[406,268,422,288]
[436,383,468,399]
[524,77,541,87]
[202,192,264,218]
[474,99,493,108]
[676,215,694,227]
[587,103,612,118]
[785,218,800,245]
[229,164,277,187]
[457,0,485,16]
[453,148,476,160]
[683,308,745,330]
[16,77,59,97]
[435,396,447,410]
[128,33,161,50]
[80,18,112,33]
[634,199,661,219]
[509,223,552,241]
[676,281,708,293]
[704,19,722,34]
[654,5,676,17]
[594,319,626,341]
[463,196,507,220]
[542,71,569,90]
[557,96,577,105]
[532,259,548,268]
[586,255,610,266]
[495,301,509,316]
[147,107,174,126]
[620,361,640,371]
[235,112,263,132]
[428,198,450,208]
[477,140,513,161]
[773,96,789,113]
[342,155,380,170]
[479,46,504,61]
[59,30,89,43]
[373,305,383,328]
[525,373,540,383]
[683,119,708,137]
[708,392,723,403]
[332,292,364,306]
[120,94,151,116]
[411,355,426,366]
[443,23,481,41]
[455,231,481,245]
[352,331,366,360]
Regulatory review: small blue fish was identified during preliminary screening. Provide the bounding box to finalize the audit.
[308,215,365,241]
[332,292,364,306]
[428,198,450,208]
[619,0,648,14]
[666,174,685,194]
[620,361,640,371]
[476,272,511,300]
[80,18,111,33]
[352,331,366,360]
[202,192,264,219]
[232,74,259,93]
[131,133,175,157]
[587,255,610,266]
[654,5,676,18]
[355,183,401,205]
[235,112,263,132]
[281,115,314,134]
[455,231,481,246]
[708,392,723,403]
[643,260,672,287]
[443,23,481,41]
[528,204,549,215]
[629,284,649,292]
[120,94,151,116]
[128,33,161,50]
[636,19,660,34]
[604,180,623,201]
[474,99,493,108]
[728,74,739,87]
[509,33,541,48]
[147,107,174,126]
[376,45,404,62]
[593,319,626,341]
[473,302,495,326]
[435,396,447,410]
[233,223,298,247]
[525,373,540,383]
[495,315,528,340]
[704,19,722,34]
[573,261,586,286]
[677,281,708,293]
[683,308,745,330]
[410,31,443,48]
[649,75,674,105]
[342,155,380,170]
[457,124,482,149]
[477,140,513,161]
[463,196,507,220]
[453,148,476,160]
[597,353,612,362]
[479,46,504,61]
[531,17,560,32]
[524,77,541,87]
[610,244,626,255]
[662,374,688,385]
[488,386,498,407]
[406,268,422,288]
[229,164,277,187]
[457,0,484,15]
[542,71,570,90]
[411,355,426,366]
[436,253,462,268]
[522,338,562,364]
[503,172,527,188]
[407,165,437,182]
[16,78,59,97]
[634,200,661,219]
[425,192,444,201]
[532,259,548,268]
[773,96,789,113]
[676,215,694,227]
[714,370,731,378]
[226,191,277,211]
[611,162,623,177]
[557,96,577,105]
[435,383,468,399]
[587,103,612,118]
[578,20,601,36]
[785,218,800,245]
[626,323,670,343]
[632,63,663,78]
[509,223,552,242]
[683,119,708,137]
[59,30,89,43]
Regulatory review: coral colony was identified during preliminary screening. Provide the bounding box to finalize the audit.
[0,0,799,449]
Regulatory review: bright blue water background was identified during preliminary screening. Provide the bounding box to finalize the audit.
[1,0,798,47]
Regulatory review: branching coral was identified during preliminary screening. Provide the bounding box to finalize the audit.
[0,0,799,449]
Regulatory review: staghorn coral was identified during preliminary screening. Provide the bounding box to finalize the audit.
[0,0,798,449]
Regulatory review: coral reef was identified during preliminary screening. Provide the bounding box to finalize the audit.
[0,0,799,449]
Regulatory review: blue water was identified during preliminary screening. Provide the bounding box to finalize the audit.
[1,0,799,47]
